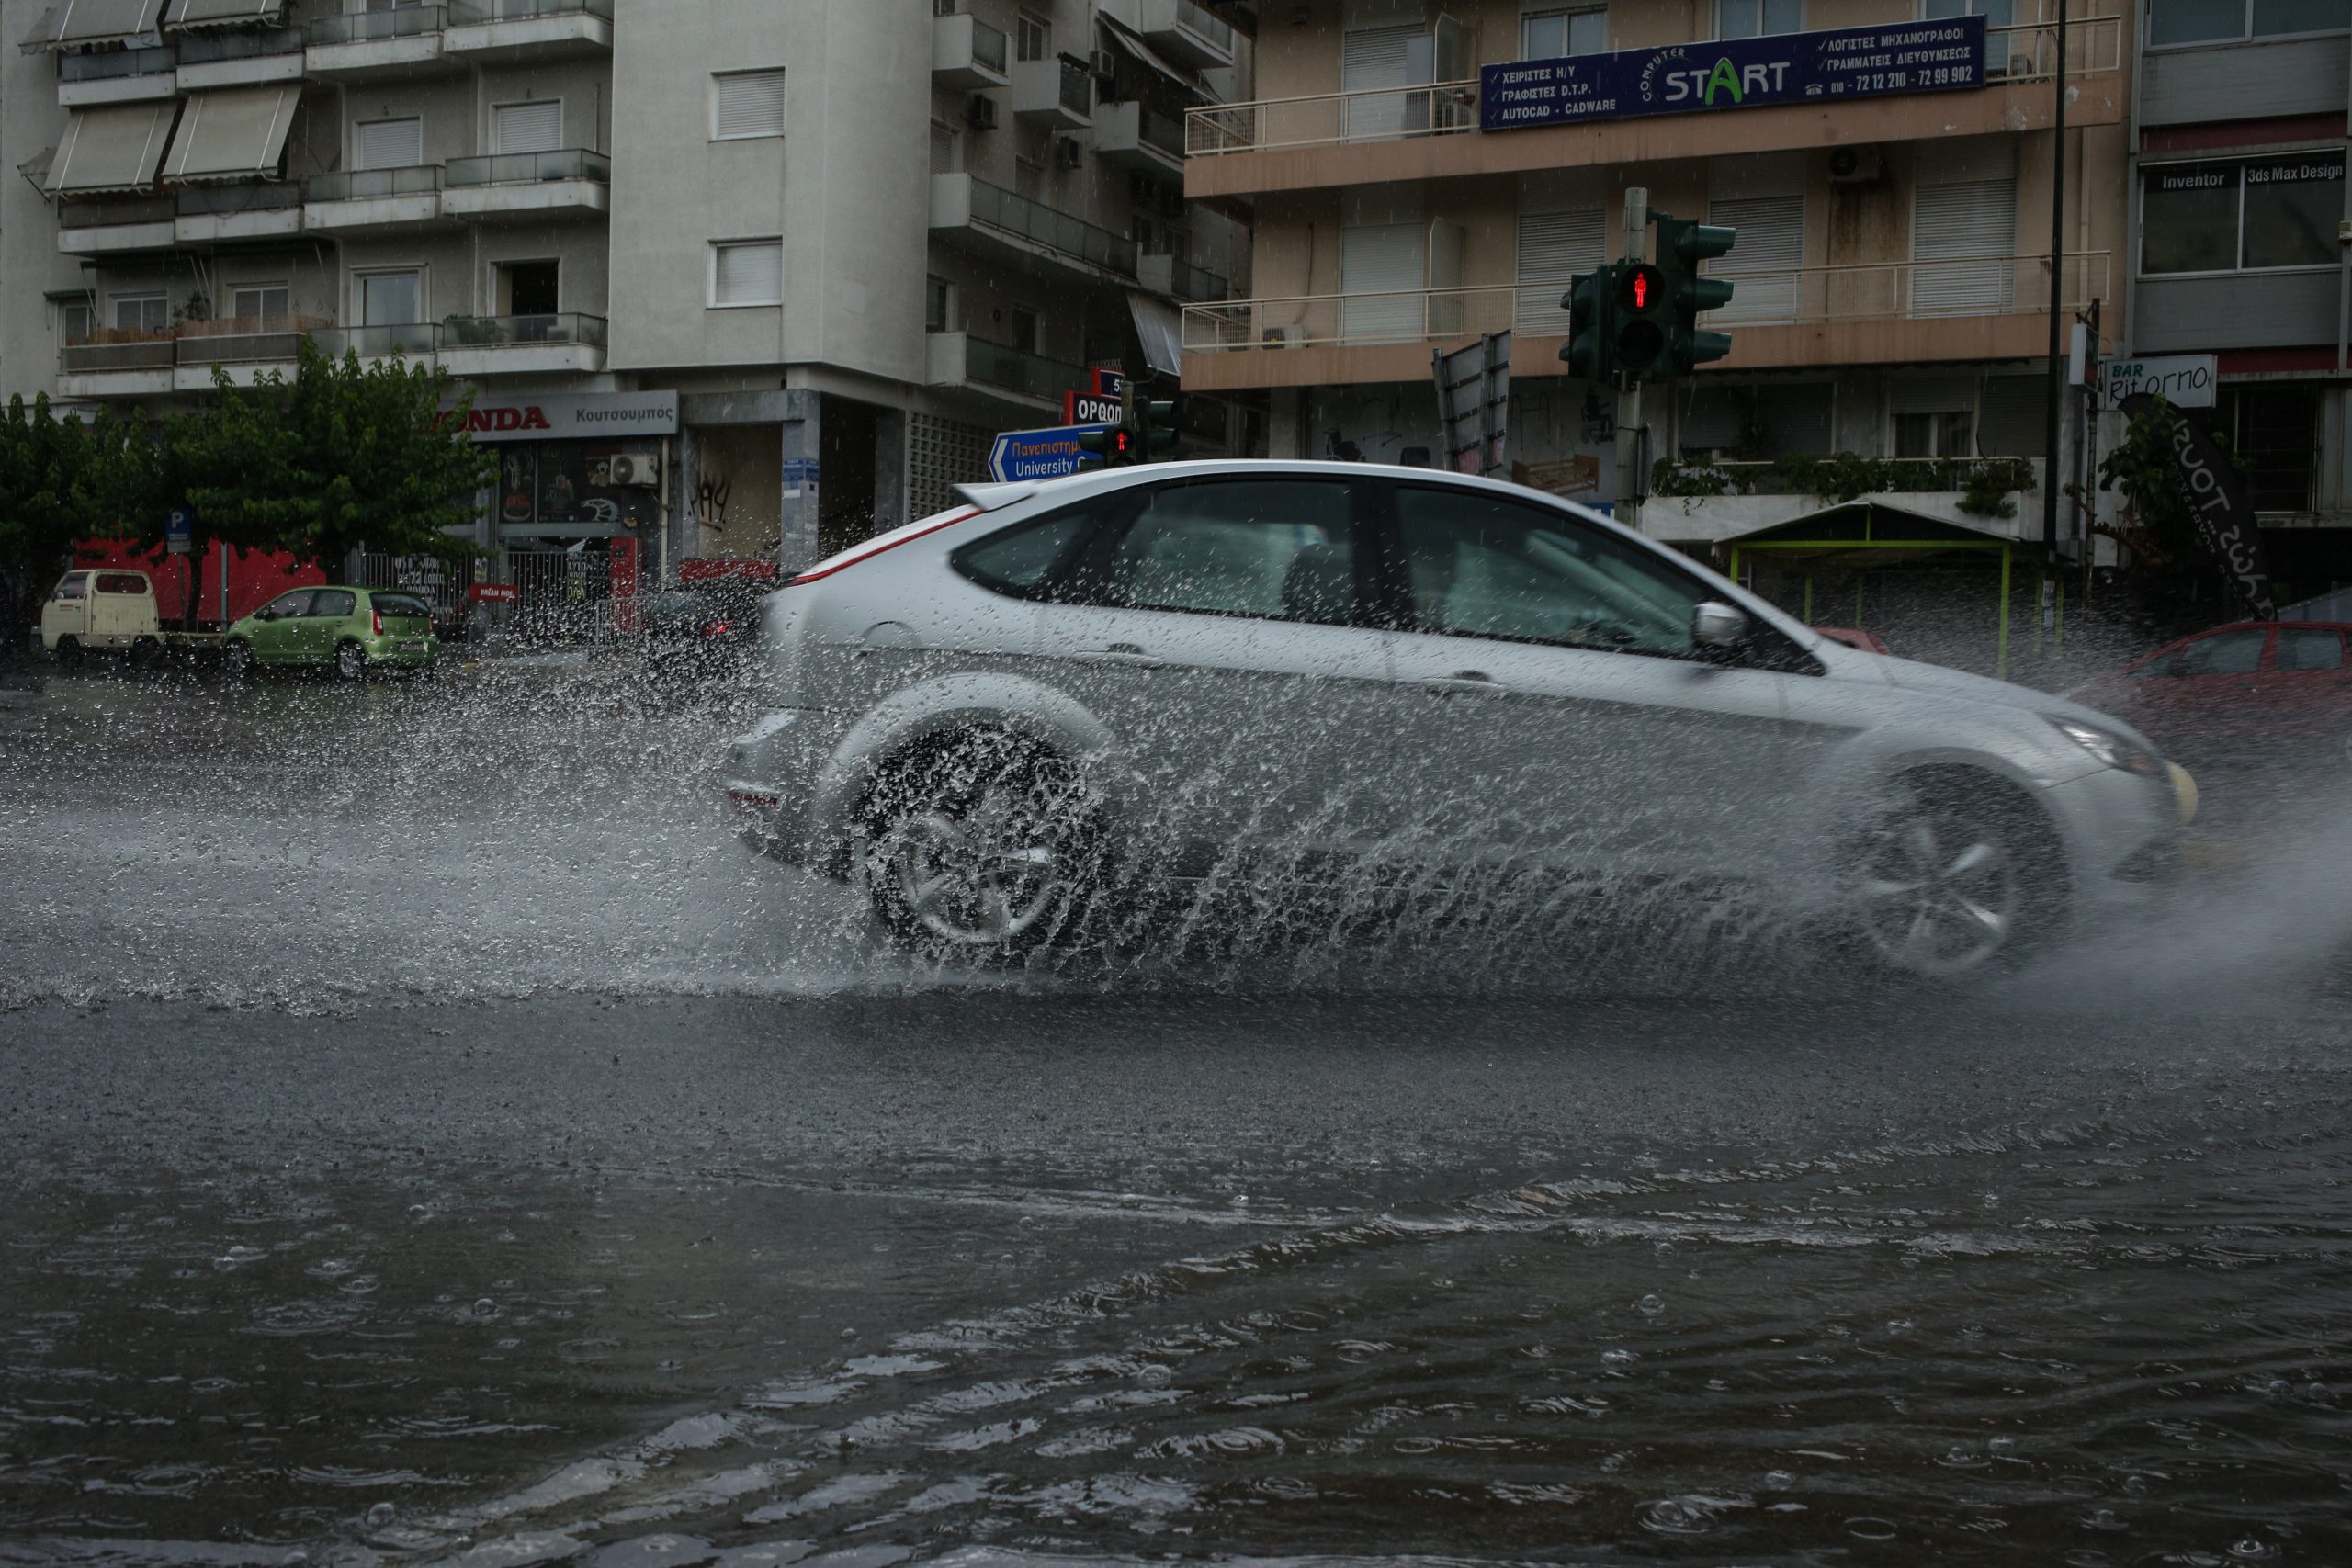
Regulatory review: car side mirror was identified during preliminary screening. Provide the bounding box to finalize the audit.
[1693,601,1750,652]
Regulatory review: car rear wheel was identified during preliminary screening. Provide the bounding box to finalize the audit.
[860,733,1102,954]
[334,641,367,682]
[1841,774,2064,980]
[223,638,254,679]
[53,637,83,668]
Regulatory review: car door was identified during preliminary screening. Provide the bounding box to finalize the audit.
[2132,626,2271,761]
[299,589,357,663]
[1023,474,1397,870]
[1374,482,1807,884]
[2255,625,2349,761]
[250,591,312,662]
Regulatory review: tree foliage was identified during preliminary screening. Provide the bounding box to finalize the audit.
[0,394,111,590]
[2091,395,2245,601]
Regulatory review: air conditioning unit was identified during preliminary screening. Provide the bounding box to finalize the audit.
[967,93,1000,130]
[1262,325,1295,347]
[1055,135,1084,170]
[1088,48,1117,78]
[605,453,662,487]
[1827,145,1888,186]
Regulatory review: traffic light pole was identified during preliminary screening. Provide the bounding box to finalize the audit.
[1617,186,1648,533]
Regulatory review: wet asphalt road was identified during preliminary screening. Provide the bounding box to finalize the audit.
[4,661,2352,1566]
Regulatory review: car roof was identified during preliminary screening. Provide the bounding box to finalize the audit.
[962,457,1602,510]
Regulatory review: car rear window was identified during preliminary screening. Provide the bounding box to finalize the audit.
[96,573,147,595]
[373,593,431,619]
[312,590,357,618]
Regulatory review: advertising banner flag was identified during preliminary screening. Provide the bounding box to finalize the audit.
[2120,393,2276,618]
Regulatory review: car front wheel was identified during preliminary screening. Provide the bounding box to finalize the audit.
[1841,774,2064,980]
[223,638,254,678]
[334,641,367,682]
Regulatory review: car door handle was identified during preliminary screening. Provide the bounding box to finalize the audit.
[1418,671,1508,697]
[1077,643,1162,669]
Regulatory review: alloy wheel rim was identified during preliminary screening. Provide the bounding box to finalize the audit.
[338,646,362,679]
[888,782,1077,947]
[1851,808,2020,977]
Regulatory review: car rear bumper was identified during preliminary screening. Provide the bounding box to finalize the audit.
[362,635,439,665]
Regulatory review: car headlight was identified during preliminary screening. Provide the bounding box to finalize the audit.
[2044,715,2158,775]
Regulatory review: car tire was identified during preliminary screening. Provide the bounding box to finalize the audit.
[53,637,83,669]
[858,731,1104,956]
[1839,771,2065,982]
[130,637,162,671]
[223,638,254,679]
[335,641,367,682]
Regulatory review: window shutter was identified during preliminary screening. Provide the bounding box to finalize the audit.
[714,240,783,306]
[1340,220,1425,342]
[1513,206,1604,333]
[1911,179,2017,315]
[1340,24,1417,140]
[354,117,422,171]
[1707,194,1803,324]
[491,100,563,155]
[714,69,787,140]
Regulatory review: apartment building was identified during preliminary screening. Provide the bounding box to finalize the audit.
[1182,0,2124,664]
[2125,0,2352,601]
[0,0,1251,604]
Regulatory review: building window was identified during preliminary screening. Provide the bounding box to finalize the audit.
[111,294,167,333]
[490,99,563,155]
[1895,410,1975,457]
[2207,385,2321,511]
[2148,0,2350,47]
[357,271,421,325]
[933,0,962,12]
[1016,8,1050,61]
[930,117,962,174]
[1521,5,1606,58]
[59,300,94,343]
[230,284,289,323]
[711,239,784,307]
[1009,307,1039,354]
[1717,0,1803,37]
[1923,0,2018,73]
[354,116,424,171]
[712,68,787,141]
[2142,154,2346,275]
[925,276,954,333]
[1514,206,1605,333]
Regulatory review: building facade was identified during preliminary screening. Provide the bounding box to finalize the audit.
[1182,0,2128,669]
[2125,0,2352,602]
[0,0,1252,615]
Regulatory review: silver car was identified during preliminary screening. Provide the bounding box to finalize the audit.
[721,460,2192,978]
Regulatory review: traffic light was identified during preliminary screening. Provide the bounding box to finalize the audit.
[1613,262,1670,379]
[1653,211,1737,372]
[1138,398,1177,459]
[1558,265,1616,382]
[1075,423,1135,467]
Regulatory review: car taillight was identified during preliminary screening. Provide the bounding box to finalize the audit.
[371,609,383,635]
[787,506,981,586]
[703,620,732,637]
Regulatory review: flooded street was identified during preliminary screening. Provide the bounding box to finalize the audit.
[5,664,2351,1565]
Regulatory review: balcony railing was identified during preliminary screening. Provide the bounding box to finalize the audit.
[58,197,176,229]
[60,333,175,374]
[1132,103,1186,157]
[1186,7,2120,157]
[445,148,610,187]
[449,0,613,19]
[442,312,607,348]
[305,164,444,201]
[1170,0,1234,52]
[174,315,333,367]
[963,339,1088,402]
[177,27,304,64]
[1183,253,2111,352]
[967,176,1136,275]
[1147,253,1230,302]
[177,182,301,215]
[309,4,447,44]
[60,44,177,82]
[312,323,441,356]
[967,15,1006,73]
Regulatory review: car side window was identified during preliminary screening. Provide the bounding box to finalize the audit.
[2275,627,2346,671]
[96,573,146,595]
[954,508,1100,598]
[1089,479,1358,625]
[263,592,311,620]
[2171,628,2267,677]
[1391,487,1703,658]
[51,575,87,601]
[311,590,356,618]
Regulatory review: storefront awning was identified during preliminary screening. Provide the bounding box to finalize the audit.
[161,85,297,184]
[23,0,167,50]
[1098,14,1210,102]
[165,0,284,26]
[1128,292,1183,378]
[45,99,177,195]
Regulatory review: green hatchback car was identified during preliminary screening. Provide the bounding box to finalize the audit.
[225,586,440,680]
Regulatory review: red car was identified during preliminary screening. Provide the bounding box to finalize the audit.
[1812,626,1890,654]
[2067,620,2352,768]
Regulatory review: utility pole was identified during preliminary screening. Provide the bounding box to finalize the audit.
[1618,186,1648,533]
[2041,0,2069,629]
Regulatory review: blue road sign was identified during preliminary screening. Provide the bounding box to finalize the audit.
[165,505,193,555]
[989,423,1113,483]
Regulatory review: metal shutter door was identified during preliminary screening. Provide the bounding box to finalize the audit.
[354,117,422,171]
[715,70,786,140]
[1340,221,1424,342]
[1911,179,2016,315]
[1514,207,1604,333]
[1340,25,1416,141]
[714,242,782,306]
[1708,195,1803,324]
[491,99,562,154]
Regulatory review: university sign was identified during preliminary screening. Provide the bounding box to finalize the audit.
[1479,16,1986,132]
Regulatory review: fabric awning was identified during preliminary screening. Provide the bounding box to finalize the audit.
[45,99,177,194]
[165,0,284,27]
[1128,292,1183,378]
[25,0,167,49]
[161,85,297,183]
[1098,14,1210,102]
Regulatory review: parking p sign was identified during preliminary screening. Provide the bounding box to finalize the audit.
[165,506,192,556]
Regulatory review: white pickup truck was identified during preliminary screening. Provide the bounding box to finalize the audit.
[39,569,223,666]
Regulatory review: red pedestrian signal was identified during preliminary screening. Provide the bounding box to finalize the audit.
[1617,264,1664,314]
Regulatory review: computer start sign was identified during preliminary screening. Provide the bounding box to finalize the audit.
[988,423,1114,483]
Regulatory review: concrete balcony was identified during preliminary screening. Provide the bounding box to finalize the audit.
[173,181,303,244]
[1137,251,1229,303]
[445,0,613,63]
[437,311,606,376]
[311,322,442,365]
[59,334,176,400]
[58,44,180,106]
[926,331,1089,415]
[931,11,1008,89]
[175,26,306,90]
[1010,55,1091,130]
[303,164,445,233]
[441,148,610,221]
[305,4,450,76]
[172,316,330,389]
[1136,0,1235,70]
[931,172,1136,286]
[56,197,178,256]
[1092,100,1184,178]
